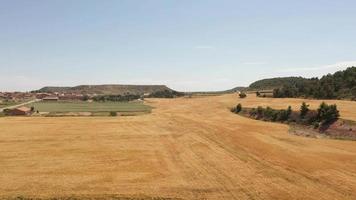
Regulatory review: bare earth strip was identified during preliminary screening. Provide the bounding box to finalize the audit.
[0,94,356,199]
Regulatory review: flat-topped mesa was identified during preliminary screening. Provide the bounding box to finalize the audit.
[35,84,176,95]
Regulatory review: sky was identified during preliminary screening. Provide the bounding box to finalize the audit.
[1,0,356,92]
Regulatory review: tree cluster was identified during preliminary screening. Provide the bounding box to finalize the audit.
[271,67,356,100]
[232,102,340,127]
[92,94,140,102]
[239,93,247,98]
[147,90,184,98]
[249,105,292,122]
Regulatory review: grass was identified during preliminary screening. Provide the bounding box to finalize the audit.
[28,101,152,113]
[0,99,34,109]
[0,101,20,108]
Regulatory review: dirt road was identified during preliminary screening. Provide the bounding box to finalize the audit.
[0,99,40,112]
[0,94,355,199]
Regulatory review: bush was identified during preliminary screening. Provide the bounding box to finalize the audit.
[3,109,10,115]
[300,102,309,118]
[263,106,274,121]
[256,106,264,118]
[82,95,89,101]
[239,93,247,98]
[249,108,257,116]
[109,111,117,116]
[231,103,242,113]
[317,102,339,124]
[302,110,318,124]
[277,109,289,121]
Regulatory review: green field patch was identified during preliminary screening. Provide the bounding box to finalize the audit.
[29,101,152,113]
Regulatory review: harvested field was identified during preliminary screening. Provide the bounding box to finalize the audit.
[0,94,356,199]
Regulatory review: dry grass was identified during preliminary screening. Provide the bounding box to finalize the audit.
[0,94,356,199]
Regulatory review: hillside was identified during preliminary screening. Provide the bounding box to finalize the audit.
[248,67,356,100]
[36,84,177,95]
[224,86,247,93]
[249,77,309,90]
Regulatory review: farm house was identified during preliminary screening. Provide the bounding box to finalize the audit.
[42,96,59,101]
[9,106,31,116]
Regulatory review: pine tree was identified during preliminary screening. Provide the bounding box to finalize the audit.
[300,102,309,118]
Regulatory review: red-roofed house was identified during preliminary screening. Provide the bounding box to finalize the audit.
[10,106,31,116]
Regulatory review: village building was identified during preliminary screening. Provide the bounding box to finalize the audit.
[35,93,51,99]
[42,96,59,101]
[58,94,84,101]
[9,106,31,116]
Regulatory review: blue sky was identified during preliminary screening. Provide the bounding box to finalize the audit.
[1,0,356,92]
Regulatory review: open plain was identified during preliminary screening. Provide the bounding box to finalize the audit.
[0,94,356,199]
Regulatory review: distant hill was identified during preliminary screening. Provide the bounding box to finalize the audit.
[248,67,356,100]
[249,77,308,90]
[224,86,248,93]
[188,86,247,95]
[35,84,177,95]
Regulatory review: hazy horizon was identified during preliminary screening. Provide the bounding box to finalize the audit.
[1,0,356,92]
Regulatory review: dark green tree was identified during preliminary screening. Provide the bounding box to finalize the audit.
[317,102,340,124]
[110,111,117,116]
[239,93,247,98]
[231,103,242,113]
[300,102,309,118]
[235,103,242,113]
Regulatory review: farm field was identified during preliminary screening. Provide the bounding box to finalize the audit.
[28,101,152,113]
[0,101,24,108]
[0,94,356,199]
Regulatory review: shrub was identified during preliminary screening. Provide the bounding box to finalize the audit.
[277,109,289,121]
[249,108,257,116]
[239,93,247,98]
[263,106,274,120]
[300,102,309,118]
[109,111,117,116]
[82,95,89,101]
[289,112,299,122]
[287,106,292,116]
[3,109,10,115]
[303,110,318,124]
[231,103,242,113]
[256,106,264,118]
[317,102,339,124]
[313,122,320,129]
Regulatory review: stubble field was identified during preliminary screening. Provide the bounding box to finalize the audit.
[0,94,356,199]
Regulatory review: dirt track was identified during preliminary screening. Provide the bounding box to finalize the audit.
[0,94,356,199]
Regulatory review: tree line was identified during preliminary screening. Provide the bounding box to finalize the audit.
[92,94,141,102]
[231,102,340,127]
[147,90,184,98]
[272,67,356,100]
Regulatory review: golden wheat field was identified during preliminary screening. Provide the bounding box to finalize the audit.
[0,94,356,200]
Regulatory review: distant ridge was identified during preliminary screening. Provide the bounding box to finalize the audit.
[249,77,307,90]
[247,67,356,100]
[36,84,176,95]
